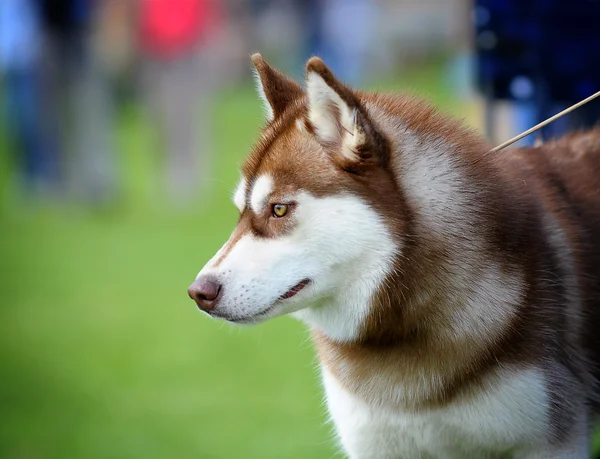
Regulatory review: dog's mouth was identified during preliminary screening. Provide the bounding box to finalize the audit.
[279,278,311,301]
[214,279,312,324]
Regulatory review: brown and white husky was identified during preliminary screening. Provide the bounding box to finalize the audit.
[188,54,600,458]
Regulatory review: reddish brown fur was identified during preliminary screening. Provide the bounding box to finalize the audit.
[251,53,304,120]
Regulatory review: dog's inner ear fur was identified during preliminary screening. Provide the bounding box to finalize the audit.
[305,57,385,169]
[251,53,304,122]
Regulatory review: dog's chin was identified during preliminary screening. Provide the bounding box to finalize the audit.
[210,303,282,325]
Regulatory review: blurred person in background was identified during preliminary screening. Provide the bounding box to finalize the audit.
[243,0,376,91]
[138,0,222,206]
[39,0,118,206]
[474,0,600,145]
[297,0,376,85]
[0,0,60,198]
[316,0,377,85]
[95,0,137,107]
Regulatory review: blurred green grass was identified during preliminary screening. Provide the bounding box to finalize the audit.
[1,60,597,459]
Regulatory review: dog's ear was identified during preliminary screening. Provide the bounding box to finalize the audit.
[305,57,387,170]
[251,53,303,122]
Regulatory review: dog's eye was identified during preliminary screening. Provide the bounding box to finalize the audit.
[272,204,289,218]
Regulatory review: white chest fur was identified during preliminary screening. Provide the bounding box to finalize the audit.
[321,367,551,459]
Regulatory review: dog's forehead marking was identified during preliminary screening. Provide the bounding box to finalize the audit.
[250,174,273,213]
[233,177,247,211]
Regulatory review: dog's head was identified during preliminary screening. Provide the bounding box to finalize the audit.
[188,55,406,342]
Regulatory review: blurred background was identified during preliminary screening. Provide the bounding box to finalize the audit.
[1,1,599,458]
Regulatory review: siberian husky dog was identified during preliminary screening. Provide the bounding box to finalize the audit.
[188,54,600,458]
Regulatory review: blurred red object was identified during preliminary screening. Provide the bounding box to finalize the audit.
[139,0,221,59]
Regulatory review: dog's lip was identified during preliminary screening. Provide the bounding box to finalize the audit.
[279,278,311,301]
[211,279,312,323]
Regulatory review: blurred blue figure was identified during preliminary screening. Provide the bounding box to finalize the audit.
[300,0,376,85]
[0,0,60,196]
[474,0,600,145]
[247,0,375,85]
[319,0,376,85]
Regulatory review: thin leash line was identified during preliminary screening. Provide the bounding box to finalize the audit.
[489,90,600,153]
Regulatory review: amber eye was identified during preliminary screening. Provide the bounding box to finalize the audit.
[272,204,289,218]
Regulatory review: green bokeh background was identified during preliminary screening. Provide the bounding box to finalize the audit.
[1,60,598,459]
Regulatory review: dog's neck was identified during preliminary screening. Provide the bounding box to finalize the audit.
[300,96,534,407]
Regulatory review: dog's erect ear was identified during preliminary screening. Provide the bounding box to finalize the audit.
[305,57,387,170]
[251,53,304,122]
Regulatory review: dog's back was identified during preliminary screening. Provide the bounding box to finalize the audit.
[503,130,600,397]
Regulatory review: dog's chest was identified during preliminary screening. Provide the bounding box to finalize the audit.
[321,367,549,459]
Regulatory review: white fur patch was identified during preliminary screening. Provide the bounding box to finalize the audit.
[306,71,354,143]
[253,69,274,122]
[233,177,247,212]
[289,194,397,342]
[249,175,273,213]
[323,366,551,458]
[341,120,366,161]
[395,126,469,236]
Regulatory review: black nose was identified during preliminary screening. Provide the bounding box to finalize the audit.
[188,276,223,311]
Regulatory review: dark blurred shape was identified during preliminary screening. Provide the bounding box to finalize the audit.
[474,0,600,144]
[0,0,60,197]
[138,0,223,205]
[38,0,118,205]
